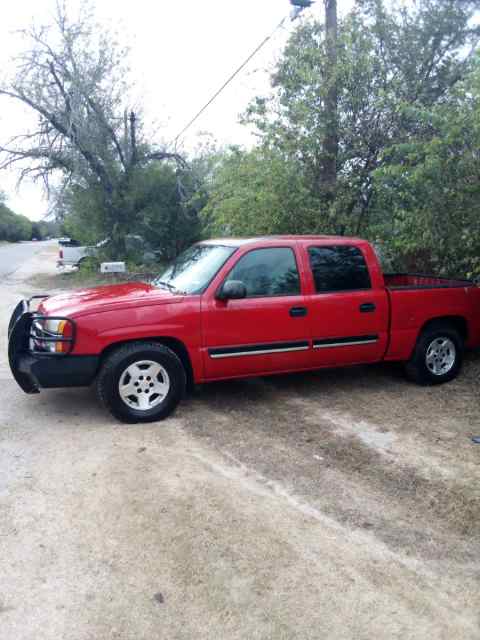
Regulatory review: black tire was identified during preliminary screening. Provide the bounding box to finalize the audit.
[404,324,463,385]
[96,342,186,423]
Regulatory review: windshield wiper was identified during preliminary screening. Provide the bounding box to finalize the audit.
[155,280,185,295]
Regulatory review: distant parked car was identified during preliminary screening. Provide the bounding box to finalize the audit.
[57,238,109,268]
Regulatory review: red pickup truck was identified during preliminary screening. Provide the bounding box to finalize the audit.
[8,236,480,423]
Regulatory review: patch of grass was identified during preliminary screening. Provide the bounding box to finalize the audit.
[28,264,160,291]
[183,367,480,562]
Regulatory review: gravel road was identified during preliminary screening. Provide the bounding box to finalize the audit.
[1,244,479,639]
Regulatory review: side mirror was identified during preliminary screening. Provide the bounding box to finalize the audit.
[217,280,247,301]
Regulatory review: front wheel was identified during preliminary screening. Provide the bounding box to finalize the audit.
[404,325,463,385]
[96,342,186,423]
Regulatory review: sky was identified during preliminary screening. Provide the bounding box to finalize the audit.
[0,0,354,221]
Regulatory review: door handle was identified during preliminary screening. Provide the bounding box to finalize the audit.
[359,302,376,313]
[290,306,307,317]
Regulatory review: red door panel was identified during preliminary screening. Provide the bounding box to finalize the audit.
[306,290,389,366]
[201,243,311,380]
[202,295,311,379]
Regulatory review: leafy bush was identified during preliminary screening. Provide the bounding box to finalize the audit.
[0,200,32,241]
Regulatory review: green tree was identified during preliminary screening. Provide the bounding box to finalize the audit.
[0,195,33,241]
[372,61,480,277]
[203,146,319,236]
[239,0,480,237]
[0,2,192,258]
[57,163,201,261]
[124,164,201,260]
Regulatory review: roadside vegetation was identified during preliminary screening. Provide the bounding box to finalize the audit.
[0,189,60,242]
[0,190,58,242]
[1,0,480,277]
[0,192,32,241]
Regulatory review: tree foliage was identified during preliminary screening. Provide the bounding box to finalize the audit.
[203,146,319,236]
[0,1,195,258]
[0,192,32,241]
[373,65,480,276]
[58,163,201,260]
[207,0,480,275]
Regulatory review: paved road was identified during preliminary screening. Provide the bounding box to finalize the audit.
[0,240,51,278]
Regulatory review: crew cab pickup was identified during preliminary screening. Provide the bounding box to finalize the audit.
[8,236,480,423]
[57,238,108,268]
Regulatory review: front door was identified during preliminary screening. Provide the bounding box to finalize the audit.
[202,246,311,379]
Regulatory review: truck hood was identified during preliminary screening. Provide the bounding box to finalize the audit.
[38,282,180,317]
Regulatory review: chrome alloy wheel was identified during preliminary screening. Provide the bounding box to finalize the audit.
[118,360,170,411]
[425,337,456,376]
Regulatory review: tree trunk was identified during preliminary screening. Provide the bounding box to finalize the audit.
[322,0,338,200]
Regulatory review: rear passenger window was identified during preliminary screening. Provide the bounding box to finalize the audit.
[308,246,371,293]
[225,247,301,297]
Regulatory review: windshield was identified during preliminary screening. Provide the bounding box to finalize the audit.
[153,244,237,294]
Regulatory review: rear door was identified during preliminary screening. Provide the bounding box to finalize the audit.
[302,243,389,367]
[202,244,311,379]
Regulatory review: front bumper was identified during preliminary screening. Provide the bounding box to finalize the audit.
[8,298,99,394]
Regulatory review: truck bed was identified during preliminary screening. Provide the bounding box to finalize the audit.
[384,273,474,290]
[384,272,480,358]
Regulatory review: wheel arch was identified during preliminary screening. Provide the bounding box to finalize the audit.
[418,315,468,343]
[99,337,195,392]
[78,255,99,266]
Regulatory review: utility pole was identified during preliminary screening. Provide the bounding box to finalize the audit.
[290,1,338,206]
[129,111,137,164]
[323,0,338,203]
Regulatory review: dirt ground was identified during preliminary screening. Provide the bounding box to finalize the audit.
[1,243,479,639]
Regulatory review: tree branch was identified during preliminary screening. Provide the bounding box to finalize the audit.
[0,85,114,195]
[0,145,74,173]
[144,150,188,169]
[85,95,126,169]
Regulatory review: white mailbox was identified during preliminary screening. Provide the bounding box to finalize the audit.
[100,262,126,273]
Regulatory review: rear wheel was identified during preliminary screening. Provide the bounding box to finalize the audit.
[96,342,186,423]
[404,324,463,385]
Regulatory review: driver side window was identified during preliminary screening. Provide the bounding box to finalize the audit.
[225,247,301,297]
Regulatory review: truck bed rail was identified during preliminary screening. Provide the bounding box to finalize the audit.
[384,273,474,290]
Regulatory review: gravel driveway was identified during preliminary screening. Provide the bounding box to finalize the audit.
[1,244,479,639]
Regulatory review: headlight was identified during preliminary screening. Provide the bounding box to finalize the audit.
[45,319,67,335]
[29,317,74,354]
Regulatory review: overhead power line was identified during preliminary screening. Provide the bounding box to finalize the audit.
[172,8,305,148]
